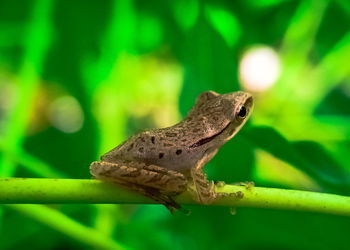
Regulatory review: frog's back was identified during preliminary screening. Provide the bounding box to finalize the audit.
[101,127,202,172]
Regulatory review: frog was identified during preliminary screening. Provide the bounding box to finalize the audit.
[90,91,253,213]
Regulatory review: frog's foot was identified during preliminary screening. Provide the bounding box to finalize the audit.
[214,181,226,188]
[189,174,245,204]
[232,181,255,190]
[190,167,230,205]
[157,194,181,214]
[190,180,244,205]
[195,180,217,205]
[216,190,244,199]
[214,181,245,199]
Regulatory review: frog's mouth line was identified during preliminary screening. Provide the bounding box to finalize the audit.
[189,121,232,148]
[189,95,253,149]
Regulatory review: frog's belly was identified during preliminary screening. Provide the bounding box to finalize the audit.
[160,161,192,174]
[146,153,199,174]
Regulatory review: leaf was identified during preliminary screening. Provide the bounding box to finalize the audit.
[138,14,162,52]
[242,126,305,169]
[293,141,350,189]
[204,4,241,47]
[173,0,199,31]
[242,126,350,194]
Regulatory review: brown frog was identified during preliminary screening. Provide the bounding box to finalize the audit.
[90,91,253,213]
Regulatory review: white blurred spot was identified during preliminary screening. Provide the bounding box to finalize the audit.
[49,96,84,133]
[239,46,280,92]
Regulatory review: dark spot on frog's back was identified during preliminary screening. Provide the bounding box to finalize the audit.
[159,153,164,159]
[176,149,182,155]
[165,132,177,137]
[138,147,144,153]
[151,136,155,144]
[192,128,200,133]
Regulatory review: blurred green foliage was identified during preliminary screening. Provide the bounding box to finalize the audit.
[0,0,350,249]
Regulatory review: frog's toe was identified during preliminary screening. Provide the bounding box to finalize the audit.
[217,191,244,199]
[233,181,255,190]
[214,181,226,188]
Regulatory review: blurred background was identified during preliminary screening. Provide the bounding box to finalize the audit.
[0,0,350,249]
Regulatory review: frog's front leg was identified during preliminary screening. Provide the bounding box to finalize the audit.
[90,161,187,212]
[190,166,216,204]
[190,156,244,205]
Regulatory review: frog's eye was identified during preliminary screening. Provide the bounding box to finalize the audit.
[237,106,247,118]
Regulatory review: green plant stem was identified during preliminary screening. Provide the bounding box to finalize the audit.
[1,178,350,216]
[6,204,124,250]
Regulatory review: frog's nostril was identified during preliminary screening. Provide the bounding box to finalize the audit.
[245,96,253,109]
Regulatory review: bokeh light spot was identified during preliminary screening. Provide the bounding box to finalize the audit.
[49,96,84,133]
[239,46,281,92]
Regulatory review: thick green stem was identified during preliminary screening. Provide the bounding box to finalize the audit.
[1,178,349,216]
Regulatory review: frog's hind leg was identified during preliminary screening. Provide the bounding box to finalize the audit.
[142,187,182,214]
[90,161,187,213]
[110,179,181,214]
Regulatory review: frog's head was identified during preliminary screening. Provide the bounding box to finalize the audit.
[187,91,253,149]
[218,91,253,140]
